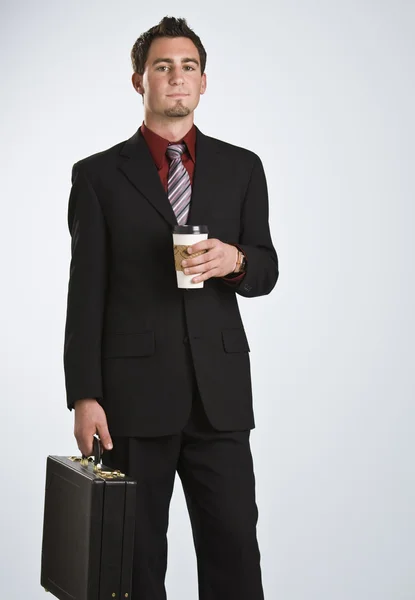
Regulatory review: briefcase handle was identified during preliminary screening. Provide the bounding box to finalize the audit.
[81,434,101,467]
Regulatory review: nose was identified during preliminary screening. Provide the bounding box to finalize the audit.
[169,66,184,86]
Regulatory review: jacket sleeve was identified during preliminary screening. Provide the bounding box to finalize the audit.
[63,163,108,410]
[225,154,278,298]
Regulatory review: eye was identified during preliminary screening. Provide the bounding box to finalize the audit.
[184,65,195,71]
[156,65,169,71]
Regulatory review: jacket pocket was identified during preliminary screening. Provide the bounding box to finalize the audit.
[221,328,250,353]
[102,331,155,358]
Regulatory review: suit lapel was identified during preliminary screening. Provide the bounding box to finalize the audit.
[117,125,223,228]
[118,128,177,227]
[188,127,222,226]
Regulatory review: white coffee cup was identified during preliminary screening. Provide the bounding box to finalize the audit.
[173,225,209,289]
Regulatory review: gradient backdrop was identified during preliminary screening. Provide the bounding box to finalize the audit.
[1,1,414,599]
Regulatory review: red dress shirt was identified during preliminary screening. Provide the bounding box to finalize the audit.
[140,122,245,283]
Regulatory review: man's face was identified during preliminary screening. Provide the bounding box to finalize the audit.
[133,36,207,119]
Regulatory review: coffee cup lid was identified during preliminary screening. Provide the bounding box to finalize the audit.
[173,225,209,234]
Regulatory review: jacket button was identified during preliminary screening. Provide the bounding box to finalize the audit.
[183,336,189,344]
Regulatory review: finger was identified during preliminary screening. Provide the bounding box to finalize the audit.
[184,259,219,275]
[77,435,94,458]
[181,251,211,268]
[188,238,219,254]
[192,266,220,283]
[96,421,113,451]
[182,249,220,269]
[183,244,224,268]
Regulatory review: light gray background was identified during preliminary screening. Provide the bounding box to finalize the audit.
[1,1,414,598]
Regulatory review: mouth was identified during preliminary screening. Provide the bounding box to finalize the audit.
[167,94,189,99]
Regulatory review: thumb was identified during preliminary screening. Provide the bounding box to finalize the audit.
[97,422,113,451]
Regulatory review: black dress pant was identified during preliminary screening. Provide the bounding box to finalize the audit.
[102,382,264,600]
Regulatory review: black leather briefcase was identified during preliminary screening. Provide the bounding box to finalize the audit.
[40,436,137,600]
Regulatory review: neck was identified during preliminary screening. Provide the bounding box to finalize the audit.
[143,113,194,142]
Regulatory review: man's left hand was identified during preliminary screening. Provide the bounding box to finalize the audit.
[181,239,238,283]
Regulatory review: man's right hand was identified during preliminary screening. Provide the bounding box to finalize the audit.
[74,398,113,457]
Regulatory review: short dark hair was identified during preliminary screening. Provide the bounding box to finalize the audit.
[131,16,207,75]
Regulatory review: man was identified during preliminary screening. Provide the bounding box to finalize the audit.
[64,15,278,600]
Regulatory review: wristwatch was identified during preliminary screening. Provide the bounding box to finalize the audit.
[233,250,247,274]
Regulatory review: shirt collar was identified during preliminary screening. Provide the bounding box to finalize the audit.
[140,121,196,169]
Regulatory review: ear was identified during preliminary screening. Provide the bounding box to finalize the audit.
[200,72,207,95]
[132,72,144,95]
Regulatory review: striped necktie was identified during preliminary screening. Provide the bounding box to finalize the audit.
[166,143,191,225]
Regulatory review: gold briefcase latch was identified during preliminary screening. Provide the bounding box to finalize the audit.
[68,457,125,478]
[69,456,94,467]
[94,465,126,479]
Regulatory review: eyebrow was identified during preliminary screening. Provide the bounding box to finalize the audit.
[152,57,200,67]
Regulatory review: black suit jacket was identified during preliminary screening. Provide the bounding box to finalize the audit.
[63,126,278,436]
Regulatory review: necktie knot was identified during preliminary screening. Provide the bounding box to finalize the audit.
[166,143,186,162]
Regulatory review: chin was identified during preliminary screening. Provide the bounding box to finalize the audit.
[164,106,191,117]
